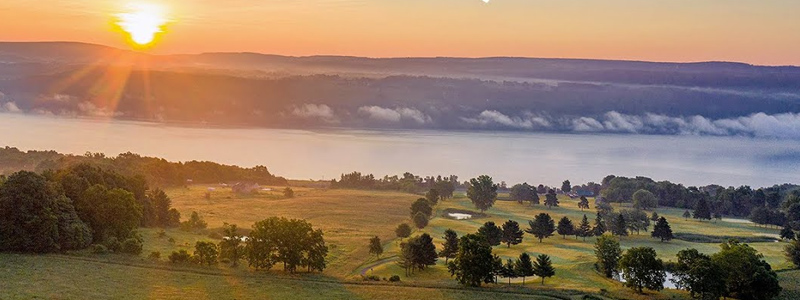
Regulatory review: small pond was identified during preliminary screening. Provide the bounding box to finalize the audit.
[447,213,473,220]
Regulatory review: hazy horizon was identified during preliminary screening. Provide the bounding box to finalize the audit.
[2,1,799,66]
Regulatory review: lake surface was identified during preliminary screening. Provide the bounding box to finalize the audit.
[1,113,799,187]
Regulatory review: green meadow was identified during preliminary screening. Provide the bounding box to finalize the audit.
[1,185,795,299]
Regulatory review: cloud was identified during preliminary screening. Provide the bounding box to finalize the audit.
[462,110,552,129]
[77,102,121,117]
[291,104,338,123]
[571,117,604,132]
[0,101,21,113]
[358,106,431,124]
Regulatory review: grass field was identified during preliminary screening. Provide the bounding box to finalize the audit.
[1,185,797,299]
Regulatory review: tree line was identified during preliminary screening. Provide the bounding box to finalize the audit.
[0,147,287,188]
[0,164,183,254]
[330,171,458,195]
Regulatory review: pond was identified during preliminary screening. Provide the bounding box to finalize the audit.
[616,271,678,289]
[447,213,473,220]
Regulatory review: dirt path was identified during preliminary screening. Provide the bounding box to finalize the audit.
[359,256,397,276]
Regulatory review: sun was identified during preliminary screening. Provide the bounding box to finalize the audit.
[115,3,168,47]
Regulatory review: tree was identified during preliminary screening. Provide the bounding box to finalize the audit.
[713,211,722,223]
[516,253,535,285]
[413,211,429,229]
[425,189,440,206]
[619,247,665,293]
[395,223,412,240]
[650,211,659,221]
[786,239,800,268]
[182,211,208,231]
[510,183,538,205]
[406,233,437,272]
[526,213,555,242]
[673,248,726,300]
[148,188,175,227]
[578,196,590,210]
[611,214,628,236]
[368,236,383,259]
[501,220,524,247]
[544,189,559,208]
[0,171,92,253]
[410,198,433,219]
[245,217,328,273]
[533,254,556,285]
[440,229,459,264]
[595,235,622,278]
[500,258,517,285]
[593,212,607,236]
[557,216,575,239]
[283,187,294,198]
[219,223,244,267]
[467,175,498,212]
[194,241,219,266]
[693,198,712,221]
[622,209,650,234]
[683,210,691,220]
[651,217,674,242]
[81,185,143,241]
[632,189,658,210]
[712,240,781,300]
[448,233,495,287]
[478,221,503,246]
[781,226,796,240]
[561,180,571,193]
[577,214,592,241]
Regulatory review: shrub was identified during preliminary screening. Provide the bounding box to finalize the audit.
[91,244,109,254]
[148,251,161,260]
[169,250,191,263]
[362,275,381,281]
[121,237,143,255]
[157,230,167,238]
[389,275,401,282]
[105,237,121,253]
[168,237,176,244]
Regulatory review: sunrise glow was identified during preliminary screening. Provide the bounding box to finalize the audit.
[115,3,168,46]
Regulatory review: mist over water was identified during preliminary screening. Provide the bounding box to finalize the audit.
[1,113,798,187]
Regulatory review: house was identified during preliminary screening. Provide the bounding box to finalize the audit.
[232,182,260,194]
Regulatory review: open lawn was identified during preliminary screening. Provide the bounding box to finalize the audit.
[2,185,797,300]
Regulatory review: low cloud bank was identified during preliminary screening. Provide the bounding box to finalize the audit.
[358,106,431,124]
[291,104,338,123]
[464,110,800,139]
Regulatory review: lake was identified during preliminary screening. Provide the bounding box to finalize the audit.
[1,113,799,187]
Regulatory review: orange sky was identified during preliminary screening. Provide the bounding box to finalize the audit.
[1,0,799,65]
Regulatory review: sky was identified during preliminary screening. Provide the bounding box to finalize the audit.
[1,0,799,65]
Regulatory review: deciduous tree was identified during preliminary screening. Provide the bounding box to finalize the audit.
[594,235,622,278]
[467,175,498,212]
[619,247,665,293]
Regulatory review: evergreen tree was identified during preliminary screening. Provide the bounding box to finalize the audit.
[683,210,691,220]
[713,211,722,223]
[593,212,607,236]
[368,236,383,259]
[577,214,592,241]
[556,216,574,239]
[467,175,498,212]
[611,214,628,236]
[439,229,459,264]
[578,196,590,210]
[501,258,517,285]
[477,221,503,246]
[533,254,556,285]
[781,226,796,241]
[650,211,659,221]
[544,189,559,208]
[526,213,556,242]
[651,217,674,242]
[693,198,712,220]
[500,220,524,248]
[515,252,535,285]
